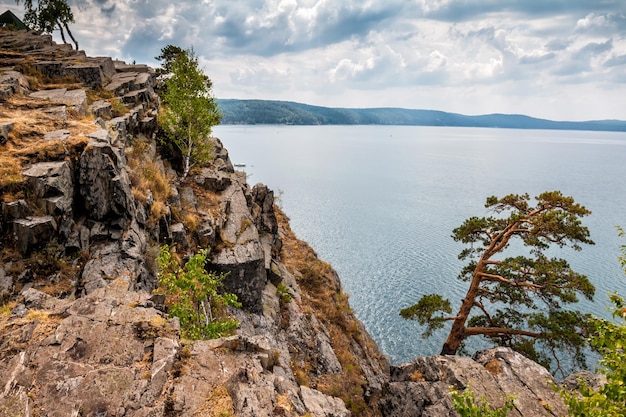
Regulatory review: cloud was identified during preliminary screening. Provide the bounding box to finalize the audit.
[3,0,625,120]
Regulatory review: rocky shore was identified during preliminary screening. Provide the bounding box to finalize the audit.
[0,30,586,416]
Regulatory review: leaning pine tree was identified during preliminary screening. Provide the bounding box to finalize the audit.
[158,47,221,182]
[400,191,595,375]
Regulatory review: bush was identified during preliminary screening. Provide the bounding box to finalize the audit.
[450,387,515,417]
[156,245,241,339]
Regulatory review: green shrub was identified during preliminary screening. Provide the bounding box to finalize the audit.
[450,387,515,417]
[276,283,292,304]
[156,244,241,339]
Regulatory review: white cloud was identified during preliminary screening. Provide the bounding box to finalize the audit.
[2,0,625,120]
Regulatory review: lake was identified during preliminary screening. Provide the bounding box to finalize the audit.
[214,125,626,364]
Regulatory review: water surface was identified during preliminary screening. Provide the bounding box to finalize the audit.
[214,125,626,364]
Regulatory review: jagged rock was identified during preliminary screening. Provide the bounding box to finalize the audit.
[21,287,53,309]
[211,184,267,313]
[23,161,74,216]
[300,386,351,417]
[212,137,235,173]
[43,129,70,141]
[286,302,343,376]
[170,222,188,248]
[0,266,12,295]
[194,167,232,192]
[2,199,31,221]
[65,63,105,88]
[79,134,136,225]
[12,216,57,255]
[33,60,65,78]
[381,347,568,417]
[89,100,112,119]
[0,121,13,144]
[561,370,607,392]
[0,69,29,99]
[30,88,88,116]
[42,105,67,121]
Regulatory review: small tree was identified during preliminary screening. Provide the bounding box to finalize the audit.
[156,244,241,340]
[158,46,221,181]
[16,0,79,50]
[401,191,595,374]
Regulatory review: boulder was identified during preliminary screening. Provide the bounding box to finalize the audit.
[300,386,350,417]
[194,167,232,192]
[381,347,569,417]
[23,161,73,216]
[65,64,105,88]
[0,69,29,99]
[88,100,112,119]
[78,135,136,225]
[12,216,57,255]
[0,121,14,144]
[30,88,88,116]
[43,129,70,141]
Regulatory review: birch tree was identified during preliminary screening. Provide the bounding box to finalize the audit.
[158,47,221,181]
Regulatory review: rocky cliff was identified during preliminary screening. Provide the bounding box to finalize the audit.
[0,30,583,417]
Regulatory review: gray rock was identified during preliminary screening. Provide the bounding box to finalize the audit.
[88,100,112,119]
[65,64,105,88]
[30,88,87,116]
[21,288,52,309]
[0,266,12,295]
[12,216,57,255]
[42,105,67,121]
[300,386,350,417]
[210,184,267,313]
[43,129,70,141]
[78,138,136,225]
[0,121,14,144]
[381,347,569,417]
[23,161,73,216]
[170,222,188,248]
[194,167,232,192]
[0,70,29,99]
[2,199,31,221]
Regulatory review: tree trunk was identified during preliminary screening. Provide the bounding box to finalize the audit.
[62,21,79,50]
[56,21,68,45]
[440,269,482,354]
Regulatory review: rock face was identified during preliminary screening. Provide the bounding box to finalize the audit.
[381,347,569,417]
[0,30,585,417]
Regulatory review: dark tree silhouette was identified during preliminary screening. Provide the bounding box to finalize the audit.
[16,0,78,50]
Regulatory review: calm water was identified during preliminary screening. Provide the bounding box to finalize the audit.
[214,125,626,364]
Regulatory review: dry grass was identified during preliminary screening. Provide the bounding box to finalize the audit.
[276,207,387,416]
[0,309,62,362]
[0,95,95,190]
[126,137,175,225]
[193,386,235,417]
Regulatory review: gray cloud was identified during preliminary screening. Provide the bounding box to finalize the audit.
[2,0,625,120]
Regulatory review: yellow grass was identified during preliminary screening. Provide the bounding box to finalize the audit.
[276,206,387,416]
[0,95,95,189]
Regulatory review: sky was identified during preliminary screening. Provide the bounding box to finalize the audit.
[3,1,626,121]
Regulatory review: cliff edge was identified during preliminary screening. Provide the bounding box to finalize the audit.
[0,30,579,417]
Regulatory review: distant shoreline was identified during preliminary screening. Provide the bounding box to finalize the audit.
[217,99,626,133]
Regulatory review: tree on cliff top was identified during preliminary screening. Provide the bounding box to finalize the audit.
[158,46,221,181]
[400,191,595,375]
[16,0,79,50]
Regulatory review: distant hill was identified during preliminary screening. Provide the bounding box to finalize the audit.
[217,99,626,132]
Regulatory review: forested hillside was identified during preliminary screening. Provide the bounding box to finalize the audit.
[218,99,626,131]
